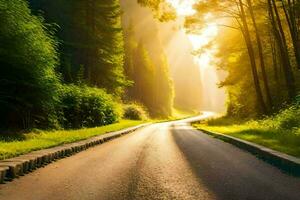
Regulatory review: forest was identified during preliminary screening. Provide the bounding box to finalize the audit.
[189,0,300,117]
[134,0,300,157]
[1,1,300,198]
[0,0,300,156]
[0,0,177,132]
[142,0,300,115]
[176,0,300,156]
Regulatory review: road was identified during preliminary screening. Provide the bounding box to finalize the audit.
[0,113,300,200]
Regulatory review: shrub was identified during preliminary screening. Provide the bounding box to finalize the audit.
[203,105,300,131]
[123,103,148,120]
[60,85,119,129]
[271,106,300,130]
[0,0,60,131]
[241,106,300,131]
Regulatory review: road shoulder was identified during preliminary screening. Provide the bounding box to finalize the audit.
[192,127,300,176]
[0,123,150,183]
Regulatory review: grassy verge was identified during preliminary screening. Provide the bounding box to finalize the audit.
[193,106,300,158]
[0,120,144,160]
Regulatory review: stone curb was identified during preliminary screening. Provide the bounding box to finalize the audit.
[198,128,300,176]
[0,123,150,183]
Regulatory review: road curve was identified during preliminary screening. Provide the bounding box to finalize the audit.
[0,115,299,200]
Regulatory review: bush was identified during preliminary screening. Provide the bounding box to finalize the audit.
[123,103,148,120]
[0,0,60,131]
[269,106,300,130]
[60,85,119,129]
[202,105,300,132]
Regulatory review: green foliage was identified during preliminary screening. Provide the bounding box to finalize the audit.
[0,0,60,130]
[191,0,300,117]
[60,85,119,129]
[217,31,261,118]
[123,24,174,118]
[137,0,176,22]
[86,0,128,94]
[29,0,128,95]
[0,0,177,134]
[128,42,174,117]
[0,120,143,160]
[153,54,174,117]
[194,106,300,157]
[259,106,300,130]
[130,43,156,110]
[206,105,300,131]
[123,103,148,120]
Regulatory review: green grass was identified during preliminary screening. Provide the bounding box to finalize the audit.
[0,120,144,160]
[193,106,300,158]
[0,108,198,160]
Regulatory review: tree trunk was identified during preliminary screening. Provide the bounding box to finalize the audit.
[85,0,96,83]
[238,0,267,114]
[270,35,280,85]
[85,0,92,82]
[246,0,273,110]
[268,0,296,100]
[281,0,300,69]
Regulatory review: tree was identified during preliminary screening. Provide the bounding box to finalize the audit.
[247,0,273,109]
[29,0,128,95]
[188,0,269,114]
[187,0,300,116]
[131,42,156,114]
[238,0,268,114]
[153,54,174,116]
[280,0,300,69]
[137,0,176,22]
[136,0,300,116]
[268,0,296,100]
[123,23,174,117]
[0,0,60,130]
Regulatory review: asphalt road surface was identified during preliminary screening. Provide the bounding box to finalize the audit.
[0,113,300,200]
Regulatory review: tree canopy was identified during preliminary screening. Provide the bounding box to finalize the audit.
[0,0,60,129]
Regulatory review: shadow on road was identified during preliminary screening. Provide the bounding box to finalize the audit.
[170,125,300,200]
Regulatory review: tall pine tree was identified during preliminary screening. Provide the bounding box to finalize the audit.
[29,0,127,95]
[124,24,174,117]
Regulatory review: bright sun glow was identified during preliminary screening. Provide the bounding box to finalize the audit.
[167,0,218,67]
[166,0,199,16]
[167,0,226,112]
[187,23,218,69]
[187,24,218,49]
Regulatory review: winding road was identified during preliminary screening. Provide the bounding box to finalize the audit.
[0,113,300,200]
